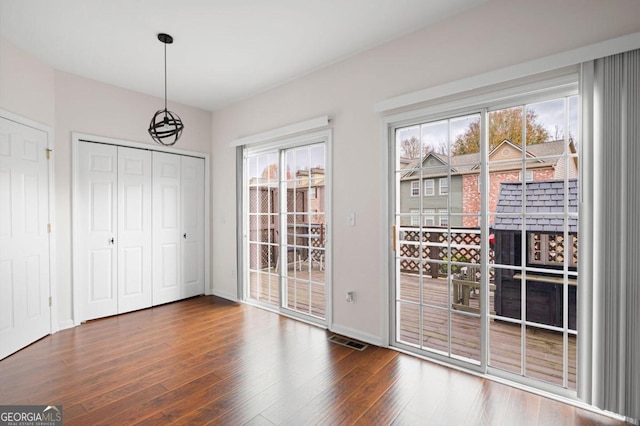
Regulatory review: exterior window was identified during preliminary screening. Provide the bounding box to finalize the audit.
[309,187,317,199]
[424,209,435,226]
[438,209,448,226]
[410,209,420,226]
[519,171,534,182]
[424,179,435,196]
[439,178,449,195]
[411,181,420,197]
[529,232,577,267]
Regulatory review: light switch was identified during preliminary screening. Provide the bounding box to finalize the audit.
[348,212,356,226]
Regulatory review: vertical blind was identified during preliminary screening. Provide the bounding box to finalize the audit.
[579,48,640,420]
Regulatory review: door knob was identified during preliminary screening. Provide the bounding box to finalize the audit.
[183,233,187,239]
[109,237,115,244]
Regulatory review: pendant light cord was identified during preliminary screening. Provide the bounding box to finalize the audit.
[164,42,168,112]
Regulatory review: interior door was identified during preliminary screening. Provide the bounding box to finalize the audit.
[117,147,152,313]
[181,156,204,298]
[152,151,182,305]
[0,117,51,359]
[77,142,118,321]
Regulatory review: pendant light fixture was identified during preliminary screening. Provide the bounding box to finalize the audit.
[148,33,184,146]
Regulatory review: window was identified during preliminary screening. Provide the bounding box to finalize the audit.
[439,177,448,195]
[410,209,420,226]
[438,209,448,226]
[518,170,534,182]
[410,181,420,197]
[424,209,435,226]
[309,187,317,199]
[424,179,435,196]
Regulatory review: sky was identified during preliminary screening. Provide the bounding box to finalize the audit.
[247,142,325,180]
[396,95,579,157]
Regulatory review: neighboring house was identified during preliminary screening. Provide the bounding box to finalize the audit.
[399,139,578,228]
[248,167,325,269]
[399,152,462,227]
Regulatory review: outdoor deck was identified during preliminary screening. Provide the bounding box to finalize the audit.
[249,268,575,390]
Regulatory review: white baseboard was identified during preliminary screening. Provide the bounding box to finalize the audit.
[210,288,239,302]
[329,324,383,347]
[57,320,76,331]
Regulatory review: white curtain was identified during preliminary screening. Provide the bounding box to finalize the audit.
[579,48,640,420]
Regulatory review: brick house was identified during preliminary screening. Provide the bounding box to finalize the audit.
[400,139,577,228]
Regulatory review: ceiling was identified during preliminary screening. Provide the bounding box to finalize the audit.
[0,0,485,112]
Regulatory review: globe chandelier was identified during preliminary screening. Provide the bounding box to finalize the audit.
[148,33,184,146]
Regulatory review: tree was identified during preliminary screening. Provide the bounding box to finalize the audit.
[400,136,448,159]
[451,108,550,155]
[400,136,422,159]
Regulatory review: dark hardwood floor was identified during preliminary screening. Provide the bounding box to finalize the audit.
[0,296,623,425]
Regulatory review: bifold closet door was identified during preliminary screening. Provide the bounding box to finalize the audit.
[181,156,205,298]
[77,143,152,321]
[117,147,152,314]
[77,142,118,321]
[152,152,182,305]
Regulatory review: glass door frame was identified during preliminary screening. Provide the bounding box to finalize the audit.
[242,130,332,328]
[385,78,581,399]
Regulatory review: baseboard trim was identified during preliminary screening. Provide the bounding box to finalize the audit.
[329,324,383,347]
[210,288,239,302]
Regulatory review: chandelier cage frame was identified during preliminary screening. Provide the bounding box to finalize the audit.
[148,33,184,146]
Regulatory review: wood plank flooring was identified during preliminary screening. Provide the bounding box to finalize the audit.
[0,296,622,425]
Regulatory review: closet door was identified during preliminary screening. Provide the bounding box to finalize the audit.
[181,156,205,298]
[77,142,118,321]
[152,152,182,305]
[117,147,152,313]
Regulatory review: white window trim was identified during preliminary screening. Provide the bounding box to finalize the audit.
[375,32,640,113]
[519,170,534,182]
[410,209,420,226]
[424,179,435,196]
[424,209,435,226]
[231,116,329,147]
[439,177,449,195]
[438,209,449,227]
[410,181,420,197]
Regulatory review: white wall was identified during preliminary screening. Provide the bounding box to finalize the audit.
[210,0,640,343]
[0,37,213,327]
[0,37,55,126]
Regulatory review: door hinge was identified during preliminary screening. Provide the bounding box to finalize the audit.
[46,148,52,160]
[47,224,52,233]
[49,296,52,307]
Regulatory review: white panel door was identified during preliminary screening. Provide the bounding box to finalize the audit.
[0,117,50,360]
[181,156,204,298]
[152,152,182,305]
[117,147,152,314]
[77,142,118,321]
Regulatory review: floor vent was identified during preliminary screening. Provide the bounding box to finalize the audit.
[328,334,368,351]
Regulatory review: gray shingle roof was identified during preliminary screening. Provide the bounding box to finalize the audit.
[400,139,571,179]
[493,179,578,233]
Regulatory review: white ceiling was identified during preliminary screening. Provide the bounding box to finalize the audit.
[0,0,485,111]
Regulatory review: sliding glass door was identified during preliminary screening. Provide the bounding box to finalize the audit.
[245,141,328,324]
[392,92,579,392]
